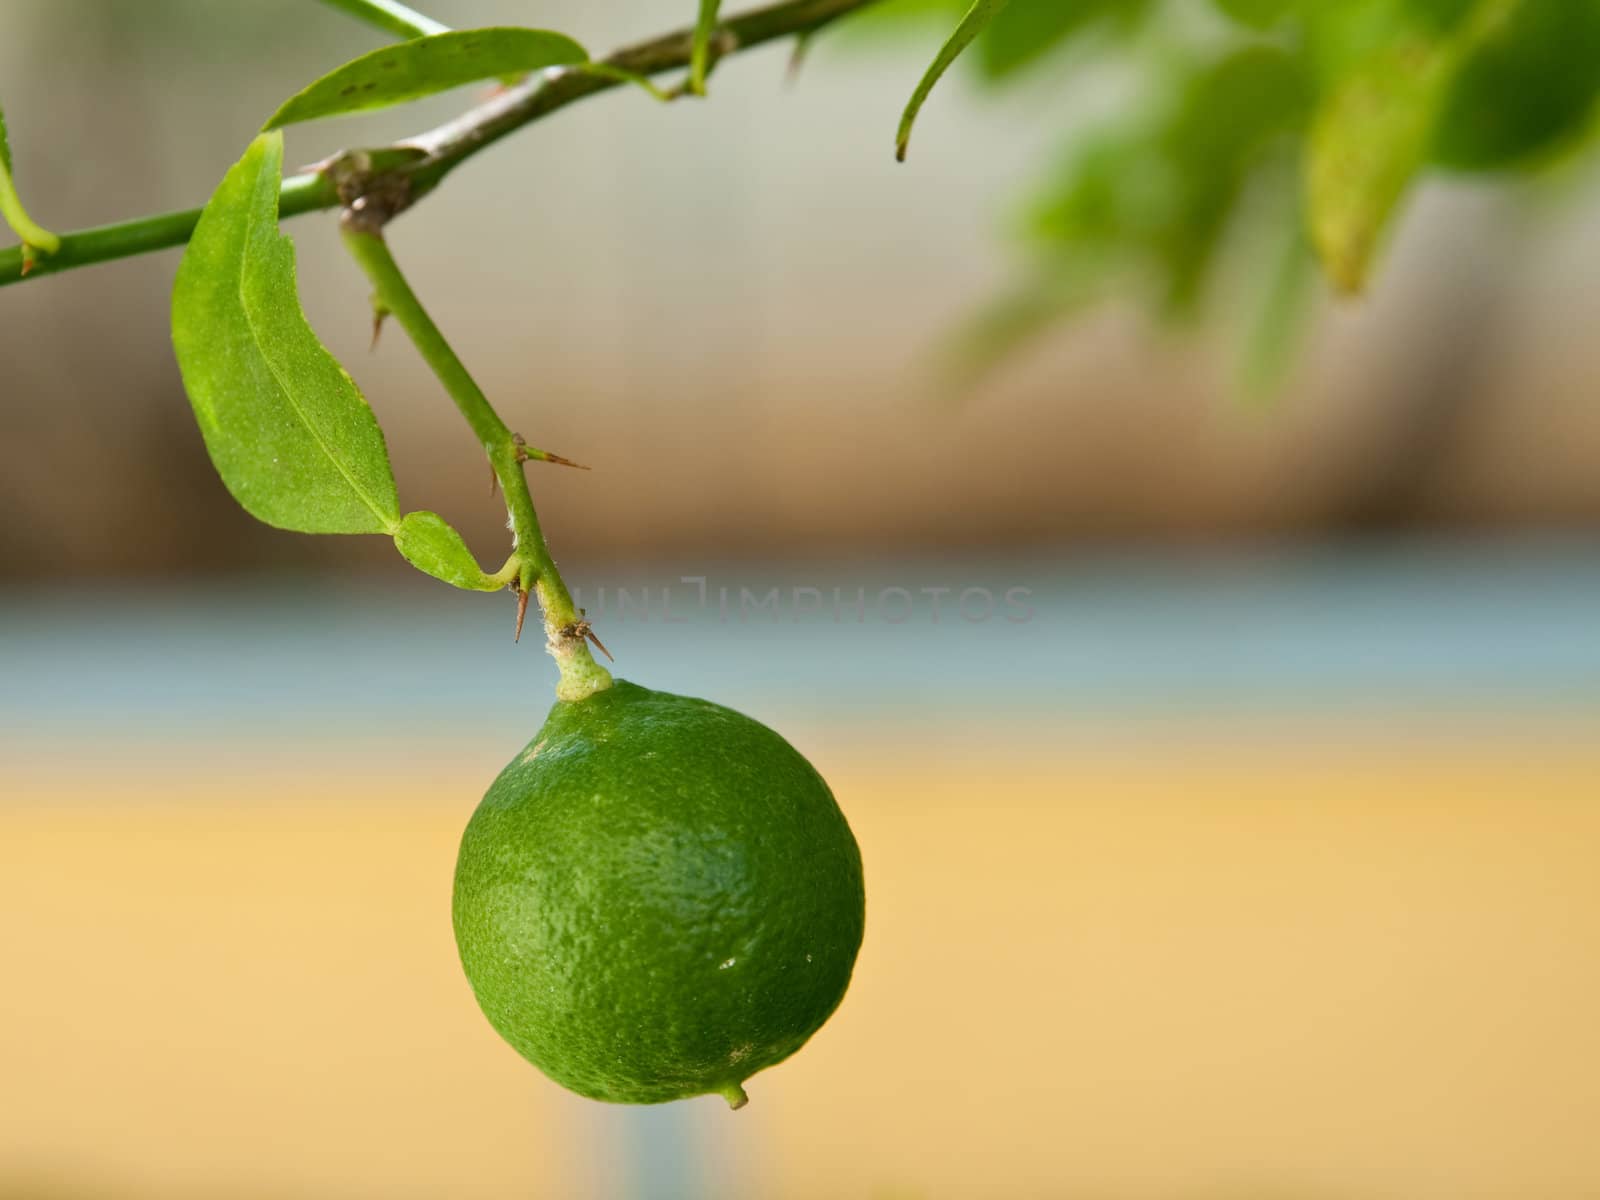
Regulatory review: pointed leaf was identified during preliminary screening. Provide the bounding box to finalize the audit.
[394,511,504,590]
[896,0,1012,161]
[1305,37,1455,293]
[1305,0,1518,291]
[172,132,401,534]
[263,28,588,129]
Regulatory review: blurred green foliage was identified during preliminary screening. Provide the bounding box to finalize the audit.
[868,0,1600,394]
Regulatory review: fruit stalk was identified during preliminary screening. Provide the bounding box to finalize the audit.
[341,225,613,701]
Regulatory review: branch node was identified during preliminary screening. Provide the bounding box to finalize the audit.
[332,150,416,234]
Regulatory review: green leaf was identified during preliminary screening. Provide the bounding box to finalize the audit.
[1212,0,1299,30]
[0,102,11,174]
[896,0,1012,161]
[1236,217,1317,406]
[263,28,588,129]
[171,132,401,534]
[1305,36,1455,292]
[315,0,451,40]
[1160,46,1311,309]
[689,0,723,95]
[1028,46,1308,315]
[978,0,1151,80]
[394,511,505,590]
[1304,0,1515,291]
[1433,0,1600,170]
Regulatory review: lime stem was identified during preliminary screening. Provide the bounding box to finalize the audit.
[340,226,612,701]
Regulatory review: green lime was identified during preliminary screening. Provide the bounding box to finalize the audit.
[452,679,865,1108]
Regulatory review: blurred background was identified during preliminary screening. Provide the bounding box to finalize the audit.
[2,1,1598,1197]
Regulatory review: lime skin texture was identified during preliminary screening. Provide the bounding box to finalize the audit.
[452,680,865,1108]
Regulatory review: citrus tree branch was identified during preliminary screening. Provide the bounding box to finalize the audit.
[0,0,878,288]
[341,223,614,701]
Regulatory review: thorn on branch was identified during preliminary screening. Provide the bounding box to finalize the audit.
[786,31,815,86]
[514,586,530,642]
[512,432,589,470]
[531,450,590,470]
[561,618,614,661]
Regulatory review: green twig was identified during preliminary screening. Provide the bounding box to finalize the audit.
[0,0,879,288]
[316,0,451,40]
[341,225,613,701]
[0,129,61,270]
[0,170,336,284]
[690,0,725,95]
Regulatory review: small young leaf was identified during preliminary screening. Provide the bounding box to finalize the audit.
[689,0,723,95]
[264,28,588,129]
[172,131,401,534]
[394,511,505,590]
[896,0,1012,161]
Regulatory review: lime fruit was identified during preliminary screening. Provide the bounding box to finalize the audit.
[452,680,865,1108]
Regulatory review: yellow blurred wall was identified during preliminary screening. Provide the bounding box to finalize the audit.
[4,727,1598,1199]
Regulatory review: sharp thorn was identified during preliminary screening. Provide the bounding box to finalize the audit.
[786,33,813,86]
[514,587,530,643]
[536,451,590,471]
[585,626,614,662]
